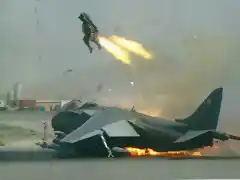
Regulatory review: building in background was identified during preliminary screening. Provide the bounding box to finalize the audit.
[13,83,22,106]
[19,100,36,110]
[10,90,14,102]
[0,100,6,110]
[7,90,15,107]
[6,91,11,107]
[5,91,14,108]
[0,93,6,110]
[35,100,61,111]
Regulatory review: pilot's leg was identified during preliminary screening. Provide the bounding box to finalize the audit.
[91,33,102,50]
[94,39,102,50]
[83,35,93,53]
[94,38,101,50]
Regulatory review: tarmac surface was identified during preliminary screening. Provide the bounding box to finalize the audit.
[0,111,240,180]
[0,159,240,180]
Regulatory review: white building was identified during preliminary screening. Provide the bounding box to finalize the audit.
[14,83,22,102]
[10,90,14,101]
[0,100,6,109]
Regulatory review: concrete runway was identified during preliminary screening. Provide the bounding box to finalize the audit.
[0,111,240,180]
[0,111,54,147]
[0,159,240,180]
[0,111,54,132]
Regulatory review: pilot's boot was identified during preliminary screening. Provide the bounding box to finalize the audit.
[97,43,102,50]
[95,41,102,50]
[89,46,93,53]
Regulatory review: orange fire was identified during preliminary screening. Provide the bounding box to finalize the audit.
[124,147,202,157]
[137,108,162,117]
[203,145,219,149]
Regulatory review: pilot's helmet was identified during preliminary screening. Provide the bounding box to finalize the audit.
[78,13,85,21]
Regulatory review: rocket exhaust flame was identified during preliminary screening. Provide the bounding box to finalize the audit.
[110,35,153,59]
[98,36,131,65]
[98,35,153,65]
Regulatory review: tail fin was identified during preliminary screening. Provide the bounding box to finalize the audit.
[175,87,223,130]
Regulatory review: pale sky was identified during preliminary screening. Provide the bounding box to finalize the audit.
[0,0,240,121]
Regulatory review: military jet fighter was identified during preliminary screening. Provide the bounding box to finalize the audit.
[45,87,240,158]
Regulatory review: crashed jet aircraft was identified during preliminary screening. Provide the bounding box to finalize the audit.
[43,87,240,158]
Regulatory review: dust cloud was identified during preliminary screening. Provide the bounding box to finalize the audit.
[9,35,239,121]
[1,0,240,121]
[94,35,240,119]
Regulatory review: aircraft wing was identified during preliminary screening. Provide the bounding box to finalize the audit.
[102,120,140,138]
[61,120,140,144]
[60,108,134,143]
[174,130,214,143]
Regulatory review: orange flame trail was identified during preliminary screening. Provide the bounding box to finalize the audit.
[98,35,153,65]
[98,36,130,65]
[110,35,152,59]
